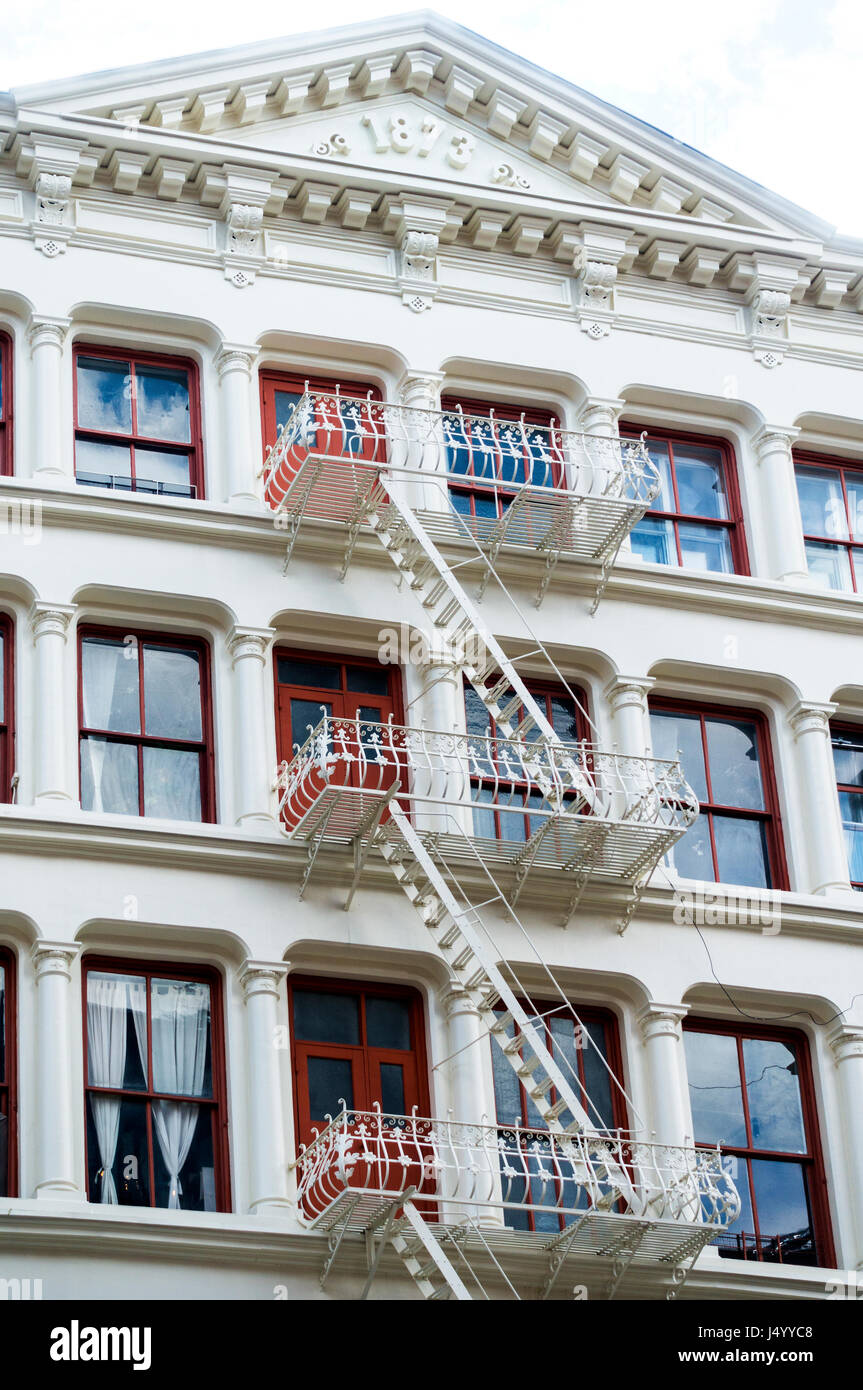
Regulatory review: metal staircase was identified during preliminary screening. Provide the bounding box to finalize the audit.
[265,391,737,1298]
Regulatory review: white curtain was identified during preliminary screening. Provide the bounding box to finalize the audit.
[150,981,209,1209]
[87,975,131,1204]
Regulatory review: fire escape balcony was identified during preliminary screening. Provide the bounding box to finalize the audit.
[262,390,660,603]
[291,1107,740,1296]
[275,713,698,910]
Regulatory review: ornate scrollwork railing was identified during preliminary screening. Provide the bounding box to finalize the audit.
[262,389,661,513]
[290,1107,740,1232]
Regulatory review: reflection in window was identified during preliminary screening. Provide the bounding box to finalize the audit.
[684,1025,827,1266]
[626,431,744,574]
[795,457,863,593]
[832,725,863,887]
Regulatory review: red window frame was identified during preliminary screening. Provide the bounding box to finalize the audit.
[0,331,13,477]
[491,999,627,1233]
[72,343,204,499]
[81,955,231,1211]
[0,945,17,1198]
[288,974,430,1153]
[794,450,863,592]
[0,614,13,804]
[274,647,404,766]
[684,1017,834,1267]
[441,394,562,518]
[621,424,749,574]
[649,697,788,890]
[465,679,590,840]
[77,625,216,823]
[830,720,863,889]
[259,370,382,459]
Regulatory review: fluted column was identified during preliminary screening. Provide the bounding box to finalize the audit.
[217,344,260,507]
[29,317,72,483]
[828,1025,863,1268]
[240,961,291,1217]
[30,603,76,805]
[228,626,276,829]
[32,941,82,1199]
[753,426,810,585]
[788,702,854,897]
[638,1003,691,1147]
[604,674,654,757]
[398,370,446,513]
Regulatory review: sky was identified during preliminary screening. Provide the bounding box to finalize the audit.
[3,0,859,235]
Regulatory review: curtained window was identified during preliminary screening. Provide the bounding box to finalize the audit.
[831,723,863,888]
[79,629,214,822]
[83,960,228,1210]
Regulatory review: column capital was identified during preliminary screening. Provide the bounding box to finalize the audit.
[28,315,71,351]
[398,370,445,408]
[439,981,481,1020]
[227,625,274,664]
[604,674,655,710]
[216,343,259,378]
[31,940,81,982]
[577,396,625,434]
[828,1024,863,1065]
[240,959,289,1002]
[637,1002,688,1042]
[29,602,75,642]
[788,700,837,738]
[752,424,800,457]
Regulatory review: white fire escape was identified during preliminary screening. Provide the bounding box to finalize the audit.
[263,391,740,1299]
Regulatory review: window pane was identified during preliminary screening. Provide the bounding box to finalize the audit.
[465,686,493,739]
[0,963,5,1083]
[294,990,360,1044]
[714,1161,757,1259]
[86,971,147,1090]
[549,695,580,744]
[713,814,770,888]
[142,746,202,821]
[274,391,302,436]
[684,1031,747,1146]
[80,737,139,815]
[290,698,333,749]
[581,1020,616,1131]
[838,791,863,881]
[133,449,192,493]
[742,1038,806,1152]
[76,438,133,484]
[833,733,863,787]
[135,364,191,443]
[86,1095,150,1205]
[0,631,5,724]
[705,718,765,809]
[749,1159,814,1265]
[152,1100,215,1210]
[366,996,411,1050]
[492,1017,523,1128]
[631,516,677,566]
[277,656,341,689]
[77,357,132,433]
[795,466,848,539]
[650,711,708,800]
[673,444,728,519]
[379,1063,406,1115]
[843,471,863,540]
[307,1057,353,1118]
[82,638,140,733]
[666,815,713,879]
[472,785,498,839]
[143,646,202,740]
[151,979,212,1097]
[644,440,675,510]
[677,522,734,574]
[345,664,390,695]
[804,540,854,592]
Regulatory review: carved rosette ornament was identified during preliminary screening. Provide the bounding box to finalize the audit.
[750,288,791,367]
[574,250,617,338]
[398,228,439,312]
[223,203,265,286]
[33,172,74,256]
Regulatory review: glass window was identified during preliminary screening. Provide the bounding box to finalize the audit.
[274,651,399,776]
[0,333,12,477]
[83,961,225,1211]
[79,632,211,823]
[74,351,200,499]
[684,1024,830,1266]
[626,430,744,575]
[795,456,863,592]
[441,396,562,527]
[650,704,782,888]
[832,725,863,887]
[0,618,12,804]
[0,950,14,1196]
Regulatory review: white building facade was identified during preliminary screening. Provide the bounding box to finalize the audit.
[0,13,862,1301]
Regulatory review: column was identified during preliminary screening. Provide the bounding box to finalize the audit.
[828,1025,863,1269]
[398,370,446,513]
[29,316,72,483]
[441,983,502,1227]
[788,702,854,897]
[228,626,276,829]
[32,941,82,1199]
[240,961,291,1217]
[216,344,261,507]
[604,674,654,757]
[638,1003,692,1147]
[577,397,630,553]
[752,426,811,585]
[409,638,469,835]
[30,603,76,805]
